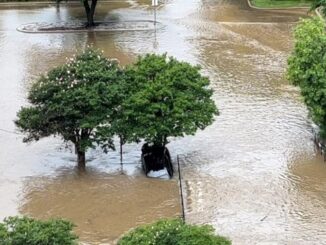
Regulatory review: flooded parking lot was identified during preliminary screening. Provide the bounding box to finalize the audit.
[0,0,325,244]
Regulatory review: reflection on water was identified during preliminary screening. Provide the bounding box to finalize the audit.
[0,0,326,244]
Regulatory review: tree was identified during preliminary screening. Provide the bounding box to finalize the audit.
[15,49,122,169]
[114,54,218,176]
[0,216,78,245]
[82,0,98,27]
[287,18,326,137]
[118,219,231,245]
[55,0,97,27]
[119,54,218,147]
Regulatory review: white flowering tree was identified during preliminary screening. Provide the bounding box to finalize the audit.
[15,49,123,169]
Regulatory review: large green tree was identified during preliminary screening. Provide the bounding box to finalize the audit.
[15,49,122,169]
[117,54,218,147]
[287,17,326,137]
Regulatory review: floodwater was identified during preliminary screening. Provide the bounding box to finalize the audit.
[0,0,325,244]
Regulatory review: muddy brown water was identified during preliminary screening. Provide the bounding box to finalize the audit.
[0,0,326,244]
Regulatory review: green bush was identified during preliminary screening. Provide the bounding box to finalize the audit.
[0,216,78,245]
[287,18,326,137]
[118,219,231,245]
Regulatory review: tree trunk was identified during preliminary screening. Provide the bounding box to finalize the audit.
[163,135,168,146]
[120,136,123,165]
[56,1,60,11]
[83,0,97,27]
[77,151,86,170]
[75,143,86,170]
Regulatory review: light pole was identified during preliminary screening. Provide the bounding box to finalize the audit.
[152,0,158,26]
[152,0,159,49]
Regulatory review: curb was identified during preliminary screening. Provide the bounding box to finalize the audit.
[247,0,310,10]
[0,0,122,7]
[16,20,163,34]
[0,1,77,6]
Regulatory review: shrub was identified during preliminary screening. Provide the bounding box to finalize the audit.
[0,216,78,245]
[117,219,231,245]
[287,18,326,137]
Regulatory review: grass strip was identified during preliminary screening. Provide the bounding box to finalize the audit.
[250,0,312,8]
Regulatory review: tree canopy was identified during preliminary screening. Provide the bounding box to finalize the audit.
[16,51,218,169]
[118,54,218,147]
[15,48,122,169]
[287,17,326,137]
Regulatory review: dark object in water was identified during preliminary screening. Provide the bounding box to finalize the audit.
[141,144,174,178]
